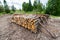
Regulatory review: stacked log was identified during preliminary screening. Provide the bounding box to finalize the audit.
[11,14,49,33]
[11,14,58,38]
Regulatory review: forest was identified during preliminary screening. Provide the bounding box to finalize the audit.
[0,0,60,16]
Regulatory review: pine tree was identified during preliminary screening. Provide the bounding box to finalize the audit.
[46,0,60,16]
[0,1,4,13]
[22,0,33,12]
[33,1,37,10]
[11,5,16,12]
[28,0,33,11]
[0,1,1,5]
[22,2,29,12]
[57,0,60,16]
[33,0,43,13]
[3,0,10,13]
[37,3,43,12]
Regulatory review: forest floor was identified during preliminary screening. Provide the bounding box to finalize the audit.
[0,14,60,40]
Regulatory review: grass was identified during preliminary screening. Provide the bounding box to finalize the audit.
[50,15,60,18]
[15,10,45,14]
[0,10,60,18]
[0,12,11,16]
[0,13,4,16]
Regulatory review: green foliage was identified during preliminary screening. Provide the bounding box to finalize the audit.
[42,5,45,13]
[28,0,33,11]
[22,0,33,12]
[46,0,60,16]
[11,5,16,12]
[33,1,37,10]
[22,2,29,12]
[0,1,4,13]
[0,5,4,13]
[4,5,10,13]
[33,0,43,13]
[3,0,10,13]
[37,3,43,12]
[10,11,14,14]
[57,0,60,16]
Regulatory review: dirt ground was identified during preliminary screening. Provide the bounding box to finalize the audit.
[0,14,60,40]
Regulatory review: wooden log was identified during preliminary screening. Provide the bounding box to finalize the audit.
[11,14,49,33]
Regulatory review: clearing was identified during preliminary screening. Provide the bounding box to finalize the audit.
[0,14,60,40]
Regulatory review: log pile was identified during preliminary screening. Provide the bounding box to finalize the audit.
[11,14,57,38]
[11,14,49,33]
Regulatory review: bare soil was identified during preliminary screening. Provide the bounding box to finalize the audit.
[0,14,60,40]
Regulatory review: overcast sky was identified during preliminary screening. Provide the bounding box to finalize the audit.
[0,0,48,9]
